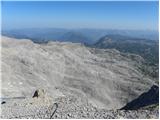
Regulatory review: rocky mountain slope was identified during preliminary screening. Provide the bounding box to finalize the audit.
[1,36,158,118]
[94,34,159,64]
[94,34,159,79]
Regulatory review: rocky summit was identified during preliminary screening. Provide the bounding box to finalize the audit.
[0,36,158,118]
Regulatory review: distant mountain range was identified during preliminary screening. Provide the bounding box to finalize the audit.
[94,34,159,64]
[2,28,159,44]
[58,31,92,44]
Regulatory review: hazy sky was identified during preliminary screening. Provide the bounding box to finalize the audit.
[2,1,159,30]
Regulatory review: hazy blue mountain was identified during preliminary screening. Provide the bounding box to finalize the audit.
[76,29,159,42]
[58,31,92,44]
[2,28,67,43]
[2,28,94,44]
[2,28,158,45]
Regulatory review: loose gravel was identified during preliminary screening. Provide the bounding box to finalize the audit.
[1,95,159,119]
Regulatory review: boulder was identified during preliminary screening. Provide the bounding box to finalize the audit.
[32,89,46,98]
[1,101,6,104]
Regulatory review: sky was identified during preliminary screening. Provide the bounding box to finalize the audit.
[1,1,159,31]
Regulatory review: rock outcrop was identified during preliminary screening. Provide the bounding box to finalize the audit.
[32,89,46,98]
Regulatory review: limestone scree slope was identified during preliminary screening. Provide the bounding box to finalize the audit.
[1,36,156,109]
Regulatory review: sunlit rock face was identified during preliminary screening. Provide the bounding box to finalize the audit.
[1,36,155,109]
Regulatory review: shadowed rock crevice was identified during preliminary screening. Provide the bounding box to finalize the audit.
[121,85,159,110]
